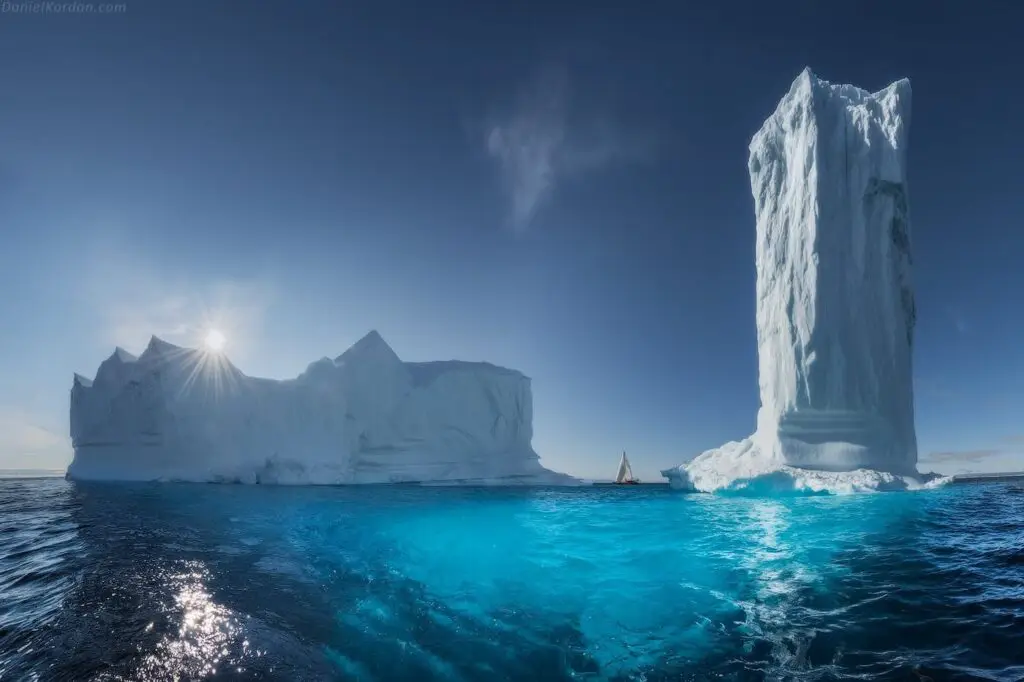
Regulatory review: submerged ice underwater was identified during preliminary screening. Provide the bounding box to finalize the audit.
[1,480,1021,681]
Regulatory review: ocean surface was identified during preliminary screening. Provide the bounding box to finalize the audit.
[0,478,1021,681]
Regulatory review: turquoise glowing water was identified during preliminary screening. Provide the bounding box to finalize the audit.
[1,479,1021,680]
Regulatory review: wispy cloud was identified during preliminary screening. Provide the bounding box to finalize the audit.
[104,293,192,348]
[946,306,969,335]
[922,449,1001,464]
[98,279,276,356]
[0,407,70,470]
[72,249,278,362]
[913,376,956,399]
[483,65,657,231]
[1002,435,1024,449]
[922,436,1024,467]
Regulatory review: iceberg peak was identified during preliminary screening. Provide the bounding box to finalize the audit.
[146,335,170,350]
[335,329,401,367]
[140,335,184,362]
[351,329,389,351]
[112,346,138,363]
[94,345,143,388]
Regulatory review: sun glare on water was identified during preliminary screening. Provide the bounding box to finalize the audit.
[204,329,226,352]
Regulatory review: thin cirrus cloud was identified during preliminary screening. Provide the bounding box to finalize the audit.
[73,251,278,360]
[0,407,70,470]
[99,283,273,355]
[922,449,1001,464]
[922,435,1024,467]
[483,66,657,231]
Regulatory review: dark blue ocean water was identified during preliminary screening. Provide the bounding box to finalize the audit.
[0,479,1021,681]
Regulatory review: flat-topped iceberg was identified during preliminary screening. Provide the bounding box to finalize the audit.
[67,331,578,486]
[663,68,946,494]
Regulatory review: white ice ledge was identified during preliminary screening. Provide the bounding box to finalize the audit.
[661,439,949,495]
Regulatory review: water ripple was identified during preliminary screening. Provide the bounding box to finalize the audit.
[0,480,1021,681]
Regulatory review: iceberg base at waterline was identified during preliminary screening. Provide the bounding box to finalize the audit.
[660,439,950,495]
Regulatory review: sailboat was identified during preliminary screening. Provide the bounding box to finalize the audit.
[614,451,640,485]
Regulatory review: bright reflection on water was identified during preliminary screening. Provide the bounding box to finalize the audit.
[137,562,246,679]
[0,478,1021,681]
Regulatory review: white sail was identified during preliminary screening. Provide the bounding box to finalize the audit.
[615,451,629,483]
[623,453,635,482]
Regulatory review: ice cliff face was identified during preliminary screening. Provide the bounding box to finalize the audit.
[752,67,918,474]
[67,331,577,485]
[663,68,930,493]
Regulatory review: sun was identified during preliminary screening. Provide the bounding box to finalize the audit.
[203,329,226,352]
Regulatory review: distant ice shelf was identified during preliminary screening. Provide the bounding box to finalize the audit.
[662,68,949,494]
[67,330,578,486]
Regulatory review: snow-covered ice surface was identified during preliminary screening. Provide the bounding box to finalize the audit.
[663,68,949,494]
[67,331,578,485]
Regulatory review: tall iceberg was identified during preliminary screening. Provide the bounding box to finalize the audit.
[67,331,577,485]
[662,68,935,493]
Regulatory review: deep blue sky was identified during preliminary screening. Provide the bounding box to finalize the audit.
[1,1,1021,478]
